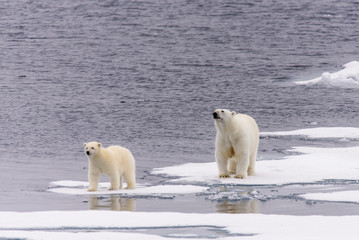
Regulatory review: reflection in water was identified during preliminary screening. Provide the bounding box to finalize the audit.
[89,196,136,211]
[216,200,259,214]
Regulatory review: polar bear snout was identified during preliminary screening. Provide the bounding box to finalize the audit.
[86,151,91,156]
[213,112,221,119]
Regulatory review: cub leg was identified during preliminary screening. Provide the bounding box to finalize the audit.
[124,171,136,189]
[88,171,99,192]
[109,173,120,191]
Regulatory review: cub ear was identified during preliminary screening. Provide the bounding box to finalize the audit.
[231,111,236,116]
[98,143,102,148]
[83,143,87,147]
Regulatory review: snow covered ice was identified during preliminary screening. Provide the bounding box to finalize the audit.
[260,127,359,140]
[48,181,208,198]
[301,190,359,204]
[152,143,359,185]
[0,211,359,240]
[295,61,359,88]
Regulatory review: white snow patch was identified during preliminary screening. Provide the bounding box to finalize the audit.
[0,211,359,239]
[295,61,359,88]
[152,146,359,185]
[261,127,359,139]
[301,190,359,204]
[0,231,165,240]
[48,181,208,195]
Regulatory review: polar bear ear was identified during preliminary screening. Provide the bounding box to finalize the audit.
[83,143,87,147]
[231,111,236,116]
[98,143,102,148]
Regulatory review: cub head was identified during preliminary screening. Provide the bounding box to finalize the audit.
[83,142,102,157]
[213,109,236,122]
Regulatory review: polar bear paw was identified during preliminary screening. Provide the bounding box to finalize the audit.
[248,170,256,176]
[87,188,96,192]
[235,173,247,179]
[219,174,230,178]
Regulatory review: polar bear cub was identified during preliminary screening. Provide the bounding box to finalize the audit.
[84,142,136,191]
[213,109,259,179]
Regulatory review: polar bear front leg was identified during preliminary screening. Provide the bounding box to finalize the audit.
[228,157,237,175]
[88,170,99,192]
[235,151,250,179]
[216,151,230,178]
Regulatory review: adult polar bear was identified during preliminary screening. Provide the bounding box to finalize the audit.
[84,142,136,191]
[213,109,259,179]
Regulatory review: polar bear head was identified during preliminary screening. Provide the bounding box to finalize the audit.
[213,109,236,123]
[83,142,102,157]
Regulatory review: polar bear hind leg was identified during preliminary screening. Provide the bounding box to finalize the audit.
[124,172,136,189]
[109,172,120,191]
[248,147,258,176]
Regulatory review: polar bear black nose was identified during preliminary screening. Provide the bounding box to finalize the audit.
[213,112,218,118]
[86,151,91,156]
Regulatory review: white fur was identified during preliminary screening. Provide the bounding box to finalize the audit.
[213,109,259,179]
[84,142,136,191]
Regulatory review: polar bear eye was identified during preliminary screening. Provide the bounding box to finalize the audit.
[221,110,224,113]
[91,147,94,149]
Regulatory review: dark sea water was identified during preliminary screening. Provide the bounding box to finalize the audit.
[0,0,359,212]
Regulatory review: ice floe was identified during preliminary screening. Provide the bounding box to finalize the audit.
[261,127,359,140]
[0,211,358,239]
[152,146,359,186]
[300,190,359,204]
[48,180,208,196]
[295,61,359,88]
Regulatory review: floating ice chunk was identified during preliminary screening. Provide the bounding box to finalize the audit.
[300,190,359,204]
[261,127,359,140]
[295,61,359,88]
[48,181,208,195]
[309,121,318,126]
[49,180,91,188]
[152,146,359,186]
